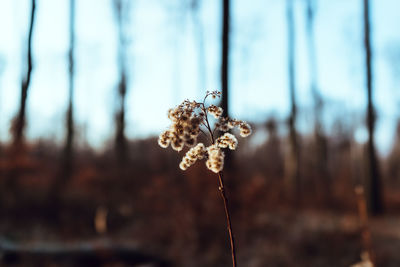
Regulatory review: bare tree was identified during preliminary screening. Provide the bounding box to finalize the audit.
[12,0,36,146]
[305,0,330,198]
[221,0,232,171]
[48,0,76,201]
[363,0,383,215]
[113,0,130,163]
[305,0,322,125]
[221,0,229,118]
[64,0,75,174]
[286,0,301,197]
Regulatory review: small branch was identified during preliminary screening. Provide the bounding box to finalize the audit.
[212,126,218,137]
[199,127,213,144]
[203,93,209,104]
[200,104,214,144]
[217,172,237,267]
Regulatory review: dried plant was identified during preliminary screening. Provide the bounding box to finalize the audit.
[158,90,252,267]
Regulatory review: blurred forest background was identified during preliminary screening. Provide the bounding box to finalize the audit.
[1,0,400,266]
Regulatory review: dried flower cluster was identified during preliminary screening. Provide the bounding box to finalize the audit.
[179,143,207,171]
[158,90,252,173]
[158,100,203,151]
[206,144,225,173]
[216,133,238,150]
[208,105,223,119]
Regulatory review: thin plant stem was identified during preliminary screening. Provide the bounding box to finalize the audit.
[162,91,240,266]
[201,103,215,143]
[217,171,237,267]
[199,128,213,143]
[202,97,237,266]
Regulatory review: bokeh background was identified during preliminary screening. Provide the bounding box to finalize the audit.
[1,0,400,266]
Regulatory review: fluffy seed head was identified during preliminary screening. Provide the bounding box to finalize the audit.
[185,137,196,147]
[216,133,238,150]
[179,143,208,171]
[158,130,171,148]
[159,91,252,173]
[179,161,189,170]
[208,105,223,119]
[239,122,252,137]
[171,135,184,151]
[206,145,225,173]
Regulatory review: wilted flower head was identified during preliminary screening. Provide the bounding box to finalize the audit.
[216,133,238,150]
[208,105,223,119]
[158,90,252,173]
[179,143,207,170]
[158,130,171,148]
[239,122,252,137]
[206,145,225,173]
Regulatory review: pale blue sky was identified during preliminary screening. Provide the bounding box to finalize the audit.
[0,0,399,154]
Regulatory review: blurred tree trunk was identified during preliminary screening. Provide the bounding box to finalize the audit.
[113,0,129,164]
[6,0,36,206]
[221,0,229,118]
[363,0,383,215]
[64,0,75,177]
[12,0,36,147]
[305,0,330,200]
[265,118,284,179]
[305,0,322,136]
[285,0,300,198]
[48,0,76,202]
[221,0,232,170]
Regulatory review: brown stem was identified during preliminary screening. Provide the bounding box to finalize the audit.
[199,128,213,144]
[217,172,237,267]
[201,103,215,143]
